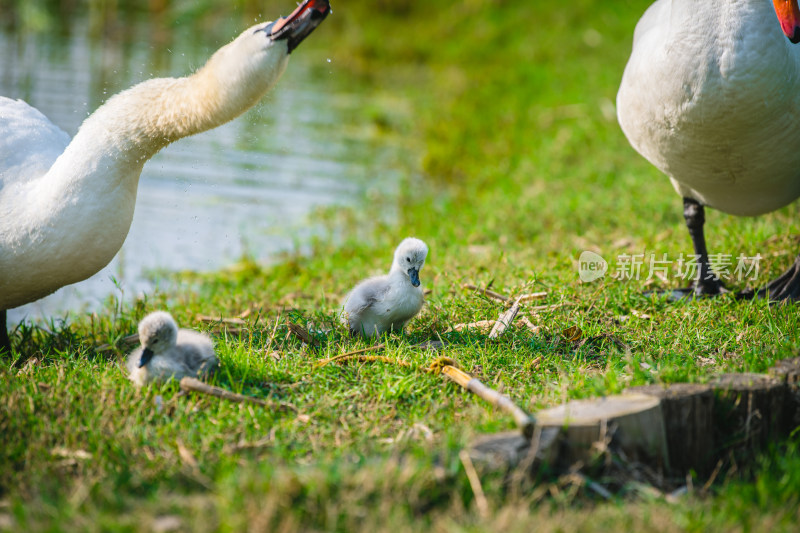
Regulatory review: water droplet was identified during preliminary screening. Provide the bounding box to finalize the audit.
[326,58,332,63]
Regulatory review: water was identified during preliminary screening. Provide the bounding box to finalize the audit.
[1,16,394,322]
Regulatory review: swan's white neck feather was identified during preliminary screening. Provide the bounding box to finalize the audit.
[0,25,289,309]
[617,0,800,217]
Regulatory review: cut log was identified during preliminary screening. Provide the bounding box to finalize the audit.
[709,373,789,457]
[769,356,800,386]
[468,427,560,474]
[769,357,800,427]
[535,393,669,472]
[625,383,714,477]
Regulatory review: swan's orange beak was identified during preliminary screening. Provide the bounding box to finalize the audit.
[774,0,800,43]
[269,0,331,53]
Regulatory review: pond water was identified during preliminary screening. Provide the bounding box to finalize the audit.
[1,13,396,323]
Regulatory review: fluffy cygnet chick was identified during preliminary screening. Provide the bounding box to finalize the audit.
[126,311,218,386]
[341,237,429,337]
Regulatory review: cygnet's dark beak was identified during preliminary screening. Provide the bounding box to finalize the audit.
[408,267,421,287]
[138,347,154,368]
[268,0,331,53]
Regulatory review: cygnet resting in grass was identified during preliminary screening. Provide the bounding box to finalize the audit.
[126,311,218,386]
[341,238,429,337]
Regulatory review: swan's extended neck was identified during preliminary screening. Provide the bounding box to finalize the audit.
[51,35,289,190]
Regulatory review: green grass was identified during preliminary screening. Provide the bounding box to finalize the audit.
[3,0,800,530]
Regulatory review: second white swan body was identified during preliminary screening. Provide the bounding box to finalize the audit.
[617,0,800,299]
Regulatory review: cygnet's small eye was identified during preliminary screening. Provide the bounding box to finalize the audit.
[406,257,411,262]
[152,339,159,344]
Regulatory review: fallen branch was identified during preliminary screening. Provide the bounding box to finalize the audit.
[517,315,542,334]
[433,359,535,438]
[287,323,319,346]
[517,291,548,303]
[448,320,496,333]
[489,297,522,339]
[461,283,510,303]
[459,450,490,518]
[223,436,274,454]
[528,302,568,312]
[195,314,247,326]
[315,340,444,369]
[179,377,297,412]
[314,344,386,368]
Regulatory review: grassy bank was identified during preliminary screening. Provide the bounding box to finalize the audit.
[3,0,800,530]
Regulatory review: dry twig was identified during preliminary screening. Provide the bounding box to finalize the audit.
[461,283,510,303]
[179,377,297,412]
[435,360,535,438]
[489,297,522,338]
[459,450,490,518]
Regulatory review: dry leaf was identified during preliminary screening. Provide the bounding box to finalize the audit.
[287,323,318,346]
[562,326,583,342]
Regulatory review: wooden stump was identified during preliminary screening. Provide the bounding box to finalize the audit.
[469,427,560,474]
[710,373,789,458]
[625,383,714,477]
[769,357,800,427]
[769,357,800,385]
[534,393,669,472]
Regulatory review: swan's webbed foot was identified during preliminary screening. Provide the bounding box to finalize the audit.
[739,254,800,301]
[652,198,729,301]
[654,278,729,301]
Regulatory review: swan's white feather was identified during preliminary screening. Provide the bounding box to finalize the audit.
[0,98,69,189]
[617,0,800,217]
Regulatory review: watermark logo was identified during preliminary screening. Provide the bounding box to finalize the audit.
[577,251,762,283]
[578,251,608,282]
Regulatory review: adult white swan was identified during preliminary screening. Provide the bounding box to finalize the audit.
[617,0,800,299]
[0,0,330,352]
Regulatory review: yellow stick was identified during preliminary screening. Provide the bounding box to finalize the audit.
[440,365,535,439]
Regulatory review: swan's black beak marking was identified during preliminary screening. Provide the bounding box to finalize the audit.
[408,267,421,287]
[267,0,331,53]
[138,347,154,368]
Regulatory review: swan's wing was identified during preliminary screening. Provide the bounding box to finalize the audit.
[0,97,70,189]
[342,276,391,318]
[175,329,218,374]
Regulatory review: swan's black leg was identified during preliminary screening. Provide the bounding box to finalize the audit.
[739,253,800,301]
[0,310,10,356]
[684,198,726,296]
[663,198,726,300]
